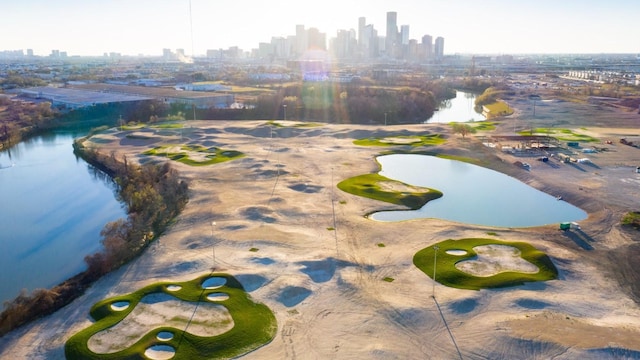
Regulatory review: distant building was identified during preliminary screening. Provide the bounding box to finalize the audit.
[434,36,445,58]
[400,25,410,45]
[70,83,234,109]
[386,12,398,57]
[422,35,433,60]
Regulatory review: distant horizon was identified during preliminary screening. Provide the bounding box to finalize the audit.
[3,0,640,57]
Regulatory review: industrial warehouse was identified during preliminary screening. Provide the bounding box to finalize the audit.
[20,83,234,110]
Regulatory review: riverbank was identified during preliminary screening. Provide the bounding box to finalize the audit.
[2,100,640,358]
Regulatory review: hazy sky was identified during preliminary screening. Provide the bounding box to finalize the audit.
[3,0,639,56]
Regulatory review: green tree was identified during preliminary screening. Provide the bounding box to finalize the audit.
[451,123,477,138]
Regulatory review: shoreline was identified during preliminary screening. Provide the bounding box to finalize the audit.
[2,110,640,358]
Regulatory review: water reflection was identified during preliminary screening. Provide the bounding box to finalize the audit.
[0,131,125,304]
[370,154,587,227]
[426,90,486,123]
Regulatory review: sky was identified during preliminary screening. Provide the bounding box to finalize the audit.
[2,0,639,57]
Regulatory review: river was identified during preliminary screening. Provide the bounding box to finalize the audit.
[427,90,486,123]
[0,130,126,305]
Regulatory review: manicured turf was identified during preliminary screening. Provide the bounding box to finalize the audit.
[143,145,244,166]
[265,120,322,128]
[517,128,598,142]
[65,273,277,360]
[413,238,558,290]
[337,173,442,209]
[483,101,514,117]
[353,134,445,147]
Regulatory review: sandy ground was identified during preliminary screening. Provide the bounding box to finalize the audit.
[2,98,640,359]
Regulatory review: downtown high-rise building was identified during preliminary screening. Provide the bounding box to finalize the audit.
[386,11,398,57]
[434,36,445,58]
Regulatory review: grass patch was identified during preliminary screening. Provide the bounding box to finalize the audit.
[339,200,347,205]
[413,238,558,290]
[150,123,184,129]
[470,121,496,131]
[621,211,640,230]
[65,273,276,359]
[143,145,244,166]
[326,227,335,231]
[383,277,395,282]
[353,134,445,147]
[377,243,386,248]
[434,153,487,167]
[517,128,598,143]
[249,248,259,252]
[482,101,513,118]
[121,124,146,131]
[486,232,499,236]
[337,173,442,209]
[265,120,322,128]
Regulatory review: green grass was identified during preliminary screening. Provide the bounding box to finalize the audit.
[413,238,558,290]
[65,274,277,360]
[337,173,442,209]
[249,248,259,252]
[121,124,146,131]
[621,211,640,230]
[143,145,244,166]
[383,277,395,282]
[517,128,598,143]
[150,123,184,129]
[482,101,514,117]
[377,243,386,248]
[469,121,496,131]
[265,120,322,128]
[353,134,445,147]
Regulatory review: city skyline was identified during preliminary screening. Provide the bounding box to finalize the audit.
[3,0,640,57]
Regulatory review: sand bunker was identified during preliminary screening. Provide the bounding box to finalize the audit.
[202,276,227,289]
[380,137,421,145]
[87,293,233,354]
[207,293,230,301]
[446,249,467,256]
[455,245,539,277]
[377,181,429,193]
[144,344,175,360]
[110,301,130,311]
[166,285,181,291]
[156,331,174,341]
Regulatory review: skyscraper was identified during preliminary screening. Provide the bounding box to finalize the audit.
[434,37,445,58]
[386,11,398,57]
[358,17,366,47]
[400,25,410,45]
[422,35,433,59]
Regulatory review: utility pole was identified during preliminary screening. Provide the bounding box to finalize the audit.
[432,245,439,298]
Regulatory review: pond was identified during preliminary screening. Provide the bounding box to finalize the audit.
[0,131,125,304]
[369,154,587,227]
[426,90,486,123]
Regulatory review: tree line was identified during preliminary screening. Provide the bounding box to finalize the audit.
[198,83,444,124]
[0,143,188,336]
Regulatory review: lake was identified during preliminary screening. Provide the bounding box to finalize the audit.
[0,131,125,304]
[427,90,486,123]
[369,154,587,227]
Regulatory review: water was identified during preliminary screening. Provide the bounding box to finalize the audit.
[0,131,126,304]
[427,90,486,123]
[369,154,587,227]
